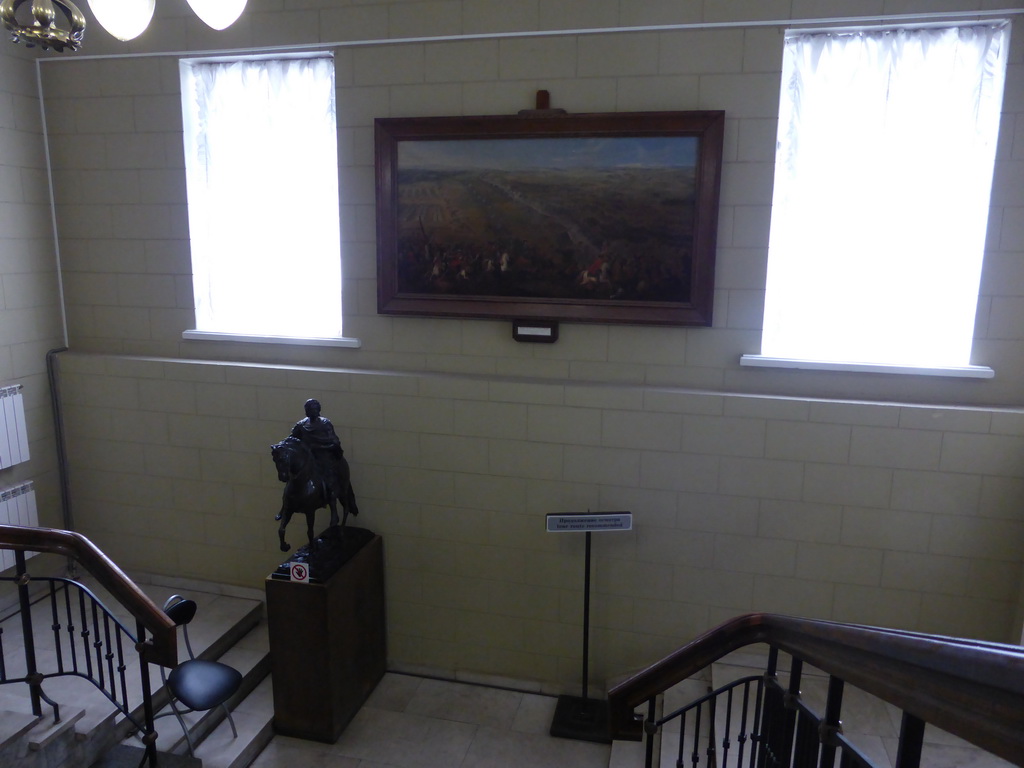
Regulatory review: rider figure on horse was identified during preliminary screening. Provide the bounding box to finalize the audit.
[272,399,359,552]
[290,398,344,494]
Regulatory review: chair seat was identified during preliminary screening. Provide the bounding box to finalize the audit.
[167,659,243,711]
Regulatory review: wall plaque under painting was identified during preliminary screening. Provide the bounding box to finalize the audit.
[374,110,724,326]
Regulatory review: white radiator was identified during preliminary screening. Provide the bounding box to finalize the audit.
[0,481,37,570]
[0,385,30,469]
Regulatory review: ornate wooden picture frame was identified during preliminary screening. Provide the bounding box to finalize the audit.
[374,110,724,326]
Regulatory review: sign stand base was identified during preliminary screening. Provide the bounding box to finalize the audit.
[549,694,612,744]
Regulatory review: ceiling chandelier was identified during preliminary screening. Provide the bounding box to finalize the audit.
[0,0,84,50]
[0,0,246,52]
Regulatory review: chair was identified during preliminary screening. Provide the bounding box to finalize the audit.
[159,594,243,757]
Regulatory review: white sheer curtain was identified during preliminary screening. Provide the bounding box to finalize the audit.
[761,23,1009,367]
[180,56,343,338]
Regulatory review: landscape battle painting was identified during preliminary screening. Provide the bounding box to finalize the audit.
[375,112,724,326]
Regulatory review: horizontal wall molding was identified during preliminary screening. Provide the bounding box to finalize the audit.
[58,351,1022,414]
[36,9,1024,62]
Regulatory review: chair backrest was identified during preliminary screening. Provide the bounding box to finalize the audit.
[163,595,197,625]
[162,595,199,660]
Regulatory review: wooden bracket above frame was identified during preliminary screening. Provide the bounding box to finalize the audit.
[518,89,567,117]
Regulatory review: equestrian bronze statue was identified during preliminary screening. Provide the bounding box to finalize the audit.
[271,399,359,552]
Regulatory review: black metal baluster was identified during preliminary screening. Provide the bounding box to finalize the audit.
[679,704,688,768]
[0,622,7,680]
[63,584,78,674]
[722,685,735,767]
[764,685,785,768]
[758,650,781,768]
[79,589,93,680]
[692,700,703,767]
[749,677,764,768]
[15,551,41,717]
[736,680,752,768]
[780,658,803,768]
[91,601,105,689]
[707,693,718,767]
[49,582,65,674]
[15,553,61,721]
[114,629,129,709]
[136,620,158,768]
[793,709,818,768]
[644,697,657,768]
[819,676,844,768]
[894,712,925,768]
[103,613,116,698]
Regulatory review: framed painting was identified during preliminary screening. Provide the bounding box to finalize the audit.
[374,110,724,326]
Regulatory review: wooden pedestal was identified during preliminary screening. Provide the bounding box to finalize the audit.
[265,534,386,743]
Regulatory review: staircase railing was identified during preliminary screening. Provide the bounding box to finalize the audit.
[0,523,178,768]
[607,612,1024,768]
[643,673,766,768]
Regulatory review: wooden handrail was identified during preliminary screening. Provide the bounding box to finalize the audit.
[607,613,1024,765]
[0,524,177,668]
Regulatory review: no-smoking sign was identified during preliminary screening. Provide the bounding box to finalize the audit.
[289,562,310,583]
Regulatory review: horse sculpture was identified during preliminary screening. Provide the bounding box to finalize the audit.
[271,435,359,552]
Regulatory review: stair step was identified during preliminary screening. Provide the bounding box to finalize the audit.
[0,706,88,768]
[186,595,266,664]
[90,743,201,768]
[27,706,85,751]
[608,738,647,768]
[194,677,275,768]
[0,708,43,756]
[30,673,135,749]
[0,687,39,715]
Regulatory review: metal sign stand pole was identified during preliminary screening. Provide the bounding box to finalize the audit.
[581,530,592,702]
[546,510,632,743]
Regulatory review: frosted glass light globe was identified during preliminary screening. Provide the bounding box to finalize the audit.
[186,0,246,30]
[88,0,154,41]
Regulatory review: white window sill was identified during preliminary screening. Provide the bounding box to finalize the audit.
[739,355,994,379]
[182,330,361,348]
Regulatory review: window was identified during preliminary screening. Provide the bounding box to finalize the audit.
[179,56,348,342]
[745,22,1010,376]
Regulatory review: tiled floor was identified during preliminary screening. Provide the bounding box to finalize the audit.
[249,673,612,768]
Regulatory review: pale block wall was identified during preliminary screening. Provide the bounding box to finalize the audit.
[0,44,64,527]
[40,0,1024,406]
[29,0,1024,689]
[58,353,1024,688]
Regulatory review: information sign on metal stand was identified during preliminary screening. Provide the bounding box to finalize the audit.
[546,510,632,744]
